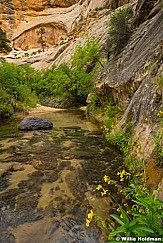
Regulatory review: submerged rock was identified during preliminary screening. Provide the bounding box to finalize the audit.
[19,116,53,130]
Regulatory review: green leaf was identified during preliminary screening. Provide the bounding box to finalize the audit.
[132,198,149,208]
[110,214,125,225]
[132,212,148,219]
[119,206,130,224]
[132,225,154,233]
[109,224,116,231]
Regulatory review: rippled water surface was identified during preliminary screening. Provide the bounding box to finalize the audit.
[0,110,122,243]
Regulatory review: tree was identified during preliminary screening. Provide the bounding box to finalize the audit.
[37,27,46,52]
[108,8,133,55]
[0,28,11,52]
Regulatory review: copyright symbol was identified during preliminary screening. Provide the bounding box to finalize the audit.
[116,237,120,241]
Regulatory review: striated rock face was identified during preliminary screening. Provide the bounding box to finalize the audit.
[2,0,111,69]
[0,0,105,45]
[96,4,163,161]
[0,0,130,54]
[13,23,67,50]
[0,0,80,48]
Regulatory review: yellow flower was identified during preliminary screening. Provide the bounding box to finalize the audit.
[157,110,163,116]
[117,169,130,181]
[87,210,95,220]
[120,214,123,218]
[86,218,91,227]
[117,169,125,177]
[101,189,108,196]
[107,180,111,185]
[103,175,109,182]
[96,185,103,190]
[121,169,126,176]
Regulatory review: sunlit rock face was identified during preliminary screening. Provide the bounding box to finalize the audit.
[13,23,67,50]
[0,0,123,50]
[47,0,79,7]
[0,0,80,43]
[1,0,134,67]
[1,0,110,67]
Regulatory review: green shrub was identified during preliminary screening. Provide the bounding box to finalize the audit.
[0,61,38,118]
[105,129,131,156]
[72,38,100,71]
[154,128,163,166]
[0,103,14,118]
[0,28,11,52]
[109,194,163,241]
[34,38,100,106]
[155,75,163,88]
[108,7,133,55]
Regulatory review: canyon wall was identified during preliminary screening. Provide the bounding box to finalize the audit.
[0,0,131,51]
[0,0,108,50]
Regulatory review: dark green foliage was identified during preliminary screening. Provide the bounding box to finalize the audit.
[33,38,100,106]
[34,63,94,105]
[154,128,163,167]
[0,61,38,118]
[0,103,14,118]
[37,27,46,52]
[108,8,133,55]
[72,38,100,71]
[0,38,100,117]
[109,194,163,241]
[0,28,11,52]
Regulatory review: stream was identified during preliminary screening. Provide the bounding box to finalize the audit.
[0,109,122,243]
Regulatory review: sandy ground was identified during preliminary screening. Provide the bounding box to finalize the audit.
[28,104,65,114]
[28,105,86,114]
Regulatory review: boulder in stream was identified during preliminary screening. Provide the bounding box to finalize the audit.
[19,116,53,130]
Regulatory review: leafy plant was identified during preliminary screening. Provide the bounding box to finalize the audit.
[72,38,101,71]
[109,194,163,241]
[108,7,133,55]
[0,28,11,52]
[105,129,131,157]
[37,27,46,52]
[0,61,38,118]
[33,38,100,106]
[0,103,14,118]
[155,75,163,88]
[154,127,163,166]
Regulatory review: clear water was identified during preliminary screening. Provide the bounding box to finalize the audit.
[0,110,121,243]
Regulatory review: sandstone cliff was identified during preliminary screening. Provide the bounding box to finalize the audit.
[1,0,130,69]
[95,0,163,190]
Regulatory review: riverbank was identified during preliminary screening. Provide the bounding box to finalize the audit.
[28,104,66,114]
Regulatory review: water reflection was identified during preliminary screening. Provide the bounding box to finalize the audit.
[0,110,121,243]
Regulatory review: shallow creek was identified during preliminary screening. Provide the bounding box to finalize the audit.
[0,110,122,243]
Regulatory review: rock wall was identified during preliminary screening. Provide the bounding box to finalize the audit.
[0,0,107,49]
[0,0,132,51]
[96,2,163,162]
